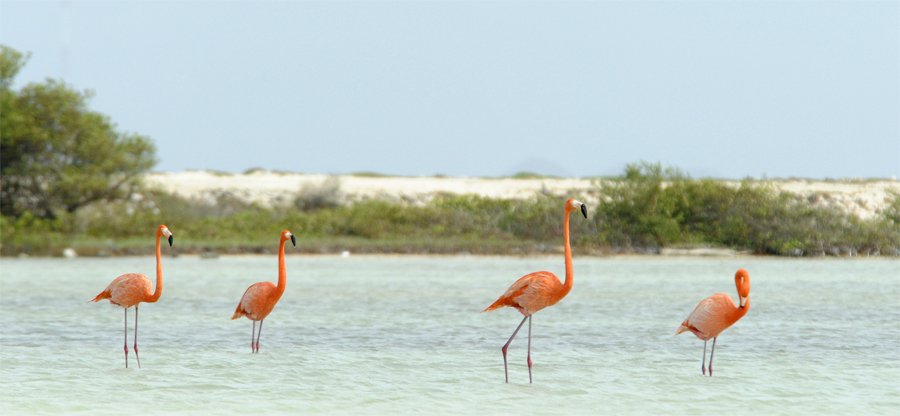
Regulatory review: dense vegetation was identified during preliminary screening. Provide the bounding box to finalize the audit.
[0,45,156,220]
[3,163,898,257]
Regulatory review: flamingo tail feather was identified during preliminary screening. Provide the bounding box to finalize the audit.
[231,303,244,320]
[88,290,111,303]
[482,297,511,313]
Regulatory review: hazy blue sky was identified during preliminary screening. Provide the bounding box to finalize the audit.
[2,1,898,178]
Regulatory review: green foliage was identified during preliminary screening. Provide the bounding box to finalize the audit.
[592,162,685,247]
[1,45,28,89]
[2,160,897,257]
[885,191,900,225]
[350,171,390,178]
[591,162,900,255]
[508,171,561,179]
[0,45,157,220]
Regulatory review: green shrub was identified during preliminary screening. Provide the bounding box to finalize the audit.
[3,163,898,256]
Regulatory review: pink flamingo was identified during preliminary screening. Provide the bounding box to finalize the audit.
[483,198,587,383]
[231,230,295,353]
[676,269,751,376]
[89,224,173,368]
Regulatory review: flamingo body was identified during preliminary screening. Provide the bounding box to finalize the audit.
[232,281,279,321]
[676,292,747,340]
[483,270,569,316]
[91,273,155,309]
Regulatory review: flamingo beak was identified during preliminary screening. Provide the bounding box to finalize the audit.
[168,235,174,246]
[290,234,296,247]
[580,203,587,218]
[740,296,747,308]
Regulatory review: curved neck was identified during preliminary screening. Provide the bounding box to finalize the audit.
[147,233,164,303]
[273,238,287,299]
[730,299,750,321]
[562,208,574,293]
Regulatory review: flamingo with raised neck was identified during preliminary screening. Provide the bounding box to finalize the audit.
[483,198,587,383]
[89,224,173,368]
[232,230,295,353]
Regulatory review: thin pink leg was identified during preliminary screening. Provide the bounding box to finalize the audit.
[134,306,141,368]
[501,315,529,383]
[256,320,264,353]
[251,320,257,353]
[123,308,129,368]
[701,338,707,375]
[708,337,717,377]
[526,315,533,384]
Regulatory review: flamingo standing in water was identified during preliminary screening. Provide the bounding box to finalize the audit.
[676,269,751,376]
[89,224,173,368]
[483,198,587,383]
[232,230,295,353]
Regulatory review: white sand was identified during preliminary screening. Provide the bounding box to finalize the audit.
[143,171,900,220]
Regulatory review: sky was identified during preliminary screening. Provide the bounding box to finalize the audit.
[1,1,898,179]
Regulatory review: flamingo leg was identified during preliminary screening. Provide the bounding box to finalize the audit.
[123,308,129,368]
[527,315,533,384]
[701,338,707,376]
[708,337,717,377]
[134,306,141,369]
[256,320,264,353]
[251,320,257,353]
[501,315,529,384]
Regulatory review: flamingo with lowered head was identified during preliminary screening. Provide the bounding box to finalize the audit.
[676,269,751,376]
[89,224,173,368]
[232,230,295,353]
[483,198,587,383]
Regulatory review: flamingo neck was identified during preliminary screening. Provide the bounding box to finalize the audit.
[562,208,574,295]
[147,233,163,303]
[274,238,287,300]
[730,298,749,322]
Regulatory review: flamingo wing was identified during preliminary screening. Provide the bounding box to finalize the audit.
[90,273,151,308]
[483,271,559,314]
[232,281,277,320]
[677,293,736,339]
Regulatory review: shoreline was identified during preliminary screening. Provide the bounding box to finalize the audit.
[14,242,898,259]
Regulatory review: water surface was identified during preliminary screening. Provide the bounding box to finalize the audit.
[2,255,898,414]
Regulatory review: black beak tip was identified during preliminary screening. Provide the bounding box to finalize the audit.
[168,235,174,246]
[291,235,297,247]
[580,204,587,218]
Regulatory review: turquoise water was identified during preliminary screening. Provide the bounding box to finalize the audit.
[1,255,898,414]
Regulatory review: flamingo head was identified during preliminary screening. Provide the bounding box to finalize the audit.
[282,230,296,247]
[566,198,588,218]
[158,225,174,246]
[735,269,750,308]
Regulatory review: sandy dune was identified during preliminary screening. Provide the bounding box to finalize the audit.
[144,171,899,220]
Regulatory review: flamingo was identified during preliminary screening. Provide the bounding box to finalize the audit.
[89,224,173,368]
[231,230,295,353]
[675,269,751,376]
[483,198,587,383]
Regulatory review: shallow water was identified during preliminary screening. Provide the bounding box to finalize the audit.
[1,255,898,415]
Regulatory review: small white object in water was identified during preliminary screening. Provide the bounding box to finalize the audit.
[341,251,350,258]
[62,248,78,258]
